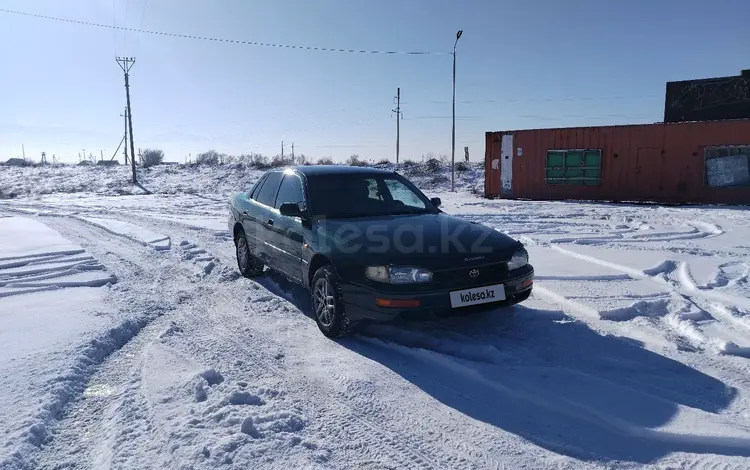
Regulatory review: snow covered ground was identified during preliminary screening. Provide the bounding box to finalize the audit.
[1,163,750,469]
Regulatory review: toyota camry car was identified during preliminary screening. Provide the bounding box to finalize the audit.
[228,165,534,338]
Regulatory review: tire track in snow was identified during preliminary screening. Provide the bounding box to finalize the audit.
[27,201,748,466]
[90,207,750,469]
[33,219,272,469]
[129,211,529,469]
[546,245,750,357]
[84,208,532,468]
[35,215,454,470]
[169,286,447,470]
[551,245,750,312]
[16,217,182,470]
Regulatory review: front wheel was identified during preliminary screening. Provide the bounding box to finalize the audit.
[311,265,357,338]
[235,230,264,278]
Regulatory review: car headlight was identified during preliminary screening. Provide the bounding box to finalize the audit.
[365,266,433,284]
[507,247,529,270]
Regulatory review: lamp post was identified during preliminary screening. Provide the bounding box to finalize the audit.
[451,30,463,192]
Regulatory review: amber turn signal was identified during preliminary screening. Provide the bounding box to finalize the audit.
[376,299,421,308]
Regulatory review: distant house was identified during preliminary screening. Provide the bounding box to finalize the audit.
[3,158,29,166]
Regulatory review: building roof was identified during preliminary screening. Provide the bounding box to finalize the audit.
[487,118,750,135]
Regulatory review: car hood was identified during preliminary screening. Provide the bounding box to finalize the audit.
[314,212,521,269]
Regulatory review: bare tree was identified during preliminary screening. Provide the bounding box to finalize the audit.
[141,148,164,167]
[196,150,220,165]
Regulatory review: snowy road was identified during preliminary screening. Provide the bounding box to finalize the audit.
[2,186,750,469]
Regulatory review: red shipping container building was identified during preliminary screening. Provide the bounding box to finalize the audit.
[484,119,750,204]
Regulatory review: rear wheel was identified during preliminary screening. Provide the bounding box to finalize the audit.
[235,230,264,278]
[311,265,357,338]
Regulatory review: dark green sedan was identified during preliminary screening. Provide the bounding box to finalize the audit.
[228,165,534,338]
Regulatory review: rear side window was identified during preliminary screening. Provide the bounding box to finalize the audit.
[255,172,283,207]
[249,175,268,199]
[274,174,305,209]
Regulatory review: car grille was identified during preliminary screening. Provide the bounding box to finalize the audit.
[432,262,509,289]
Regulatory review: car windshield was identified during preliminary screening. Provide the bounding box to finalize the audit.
[306,173,436,218]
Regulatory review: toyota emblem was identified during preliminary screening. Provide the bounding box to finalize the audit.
[469,269,480,278]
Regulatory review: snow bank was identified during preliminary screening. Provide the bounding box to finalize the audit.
[0,217,152,470]
[77,216,171,251]
[0,161,484,200]
[0,218,116,297]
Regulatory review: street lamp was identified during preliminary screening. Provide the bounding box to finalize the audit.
[451,30,463,192]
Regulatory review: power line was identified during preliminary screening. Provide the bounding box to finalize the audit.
[138,0,149,29]
[0,8,448,55]
[124,0,130,51]
[315,144,389,149]
[517,113,655,121]
[428,95,660,105]
[112,0,117,55]
[404,116,484,120]
[134,0,150,53]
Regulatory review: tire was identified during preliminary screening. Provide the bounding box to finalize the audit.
[235,229,264,278]
[311,264,357,338]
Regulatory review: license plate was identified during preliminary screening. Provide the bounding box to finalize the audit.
[449,284,506,308]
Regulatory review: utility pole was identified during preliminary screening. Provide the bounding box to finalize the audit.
[281,141,285,159]
[121,108,129,164]
[451,30,463,192]
[22,144,26,160]
[392,88,402,163]
[291,142,295,162]
[116,56,137,184]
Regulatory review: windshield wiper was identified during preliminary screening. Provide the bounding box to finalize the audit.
[380,209,431,216]
[315,213,373,219]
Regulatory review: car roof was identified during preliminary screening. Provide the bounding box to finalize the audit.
[280,165,396,177]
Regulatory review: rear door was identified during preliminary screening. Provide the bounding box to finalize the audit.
[250,171,284,264]
[236,174,268,254]
[270,173,307,282]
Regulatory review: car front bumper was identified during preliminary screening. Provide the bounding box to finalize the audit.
[340,265,534,322]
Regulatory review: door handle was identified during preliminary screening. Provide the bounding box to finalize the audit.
[267,219,274,226]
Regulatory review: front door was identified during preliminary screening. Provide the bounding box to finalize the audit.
[269,173,307,282]
[501,134,514,196]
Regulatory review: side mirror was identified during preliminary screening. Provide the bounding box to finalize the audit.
[430,197,442,208]
[279,202,304,218]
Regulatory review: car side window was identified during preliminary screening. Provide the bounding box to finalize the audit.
[365,178,382,201]
[384,178,426,209]
[274,174,305,209]
[254,172,283,207]
[249,175,268,200]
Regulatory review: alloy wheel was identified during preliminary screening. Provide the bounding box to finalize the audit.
[313,277,336,328]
